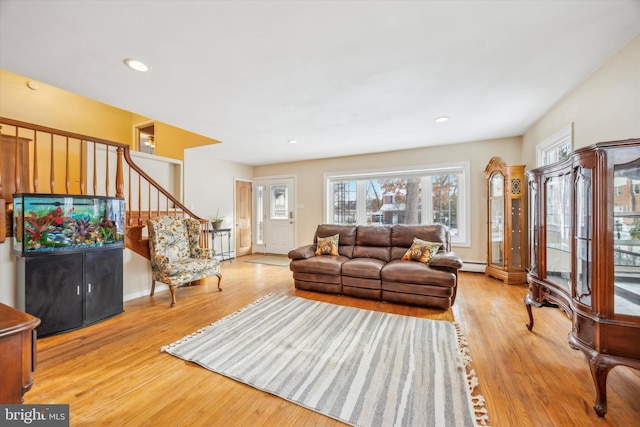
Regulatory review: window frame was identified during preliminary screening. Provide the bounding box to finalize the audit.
[323,161,471,247]
[536,123,573,167]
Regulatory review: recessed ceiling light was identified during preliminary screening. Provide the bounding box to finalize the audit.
[288,139,298,144]
[435,116,449,123]
[124,58,150,72]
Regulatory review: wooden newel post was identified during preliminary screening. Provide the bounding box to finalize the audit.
[115,147,124,198]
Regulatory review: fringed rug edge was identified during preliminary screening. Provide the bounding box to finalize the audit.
[454,322,491,426]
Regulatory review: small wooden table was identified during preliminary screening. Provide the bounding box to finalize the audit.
[0,303,40,403]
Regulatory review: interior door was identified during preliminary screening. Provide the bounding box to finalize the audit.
[255,177,295,255]
[235,179,252,257]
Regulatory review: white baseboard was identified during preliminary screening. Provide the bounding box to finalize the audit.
[214,250,236,261]
[124,283,169,302]
[460,262,486,273]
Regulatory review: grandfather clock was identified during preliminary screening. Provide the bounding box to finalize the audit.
[484,157,527,284]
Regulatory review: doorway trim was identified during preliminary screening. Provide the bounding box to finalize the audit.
[133,120,156,155]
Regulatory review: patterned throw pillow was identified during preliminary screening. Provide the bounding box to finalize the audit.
[315,234,340,256]
[402,237,442,264]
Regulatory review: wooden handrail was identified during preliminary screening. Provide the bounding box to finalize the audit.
[0,117,211,247]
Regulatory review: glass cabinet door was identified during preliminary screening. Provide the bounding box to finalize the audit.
[613,158,640,317]
[545,173,572,293]
[529,180,538,275]
[489,173,504,267]
[574,167,593,307]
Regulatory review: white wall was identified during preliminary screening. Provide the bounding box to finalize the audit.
[522,35,640,166]
[183,147,254,256]
[0,241,17,305]
[254,136,523,265]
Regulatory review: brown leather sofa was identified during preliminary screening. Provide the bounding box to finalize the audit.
[288,224,463,309]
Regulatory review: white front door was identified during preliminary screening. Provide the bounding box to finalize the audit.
[254,177,295,255]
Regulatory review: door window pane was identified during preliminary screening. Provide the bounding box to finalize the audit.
[256,185,264,245]
[270,185,288,219]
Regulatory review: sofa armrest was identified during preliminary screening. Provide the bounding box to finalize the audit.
[192,247,215,259]
[152,255,170,268]
[429,252,463,270]
[288,244,316,260]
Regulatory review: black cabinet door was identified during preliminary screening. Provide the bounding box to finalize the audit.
[25,253,84,336]
[85,249,123,325]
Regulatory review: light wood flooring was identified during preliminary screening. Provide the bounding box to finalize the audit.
[25,254,640,426]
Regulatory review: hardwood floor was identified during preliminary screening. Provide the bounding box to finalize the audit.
[25,254,640,426]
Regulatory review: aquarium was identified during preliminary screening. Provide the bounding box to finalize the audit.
[13,194,125,254]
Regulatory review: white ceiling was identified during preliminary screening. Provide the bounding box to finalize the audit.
[1,1,639,166]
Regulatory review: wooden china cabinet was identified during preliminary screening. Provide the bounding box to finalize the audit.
[0,303,40,403]
[525,138,640,417]
[484,157,527,284]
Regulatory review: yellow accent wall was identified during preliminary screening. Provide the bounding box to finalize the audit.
[0,70,220,160]
[1,70,133,145]
[155,121,221,160]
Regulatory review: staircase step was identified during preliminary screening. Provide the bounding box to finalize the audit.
[124,225,150,259]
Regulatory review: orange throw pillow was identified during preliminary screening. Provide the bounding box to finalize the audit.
[315,234,339,256]
[402,237,441,264]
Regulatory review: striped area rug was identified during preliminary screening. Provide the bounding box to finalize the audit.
[162,294,488,426]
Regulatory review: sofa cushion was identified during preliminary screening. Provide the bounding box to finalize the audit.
[342,258,386,279]
[401,237,442,263]
[352,226,391,261]
[289,255,349,276]
[356,226,392,246]
[315,234,339,256]
[381,259,456,287]
[314,224,356,258]
[391,224,449,259]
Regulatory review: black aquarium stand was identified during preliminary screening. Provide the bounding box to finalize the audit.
[17,247,123,337]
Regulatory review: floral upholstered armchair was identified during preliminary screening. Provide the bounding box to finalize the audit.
[147,216,222,307]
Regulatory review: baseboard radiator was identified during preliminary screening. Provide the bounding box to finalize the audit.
[459,262,486,273]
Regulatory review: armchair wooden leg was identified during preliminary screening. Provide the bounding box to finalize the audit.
[169,285,177,307]
[216,273,222,291]
[151,279,156,296]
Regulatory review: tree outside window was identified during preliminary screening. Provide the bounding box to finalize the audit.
[327,164,467,244]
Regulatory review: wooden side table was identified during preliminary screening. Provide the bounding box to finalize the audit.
[0,303,40,403]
